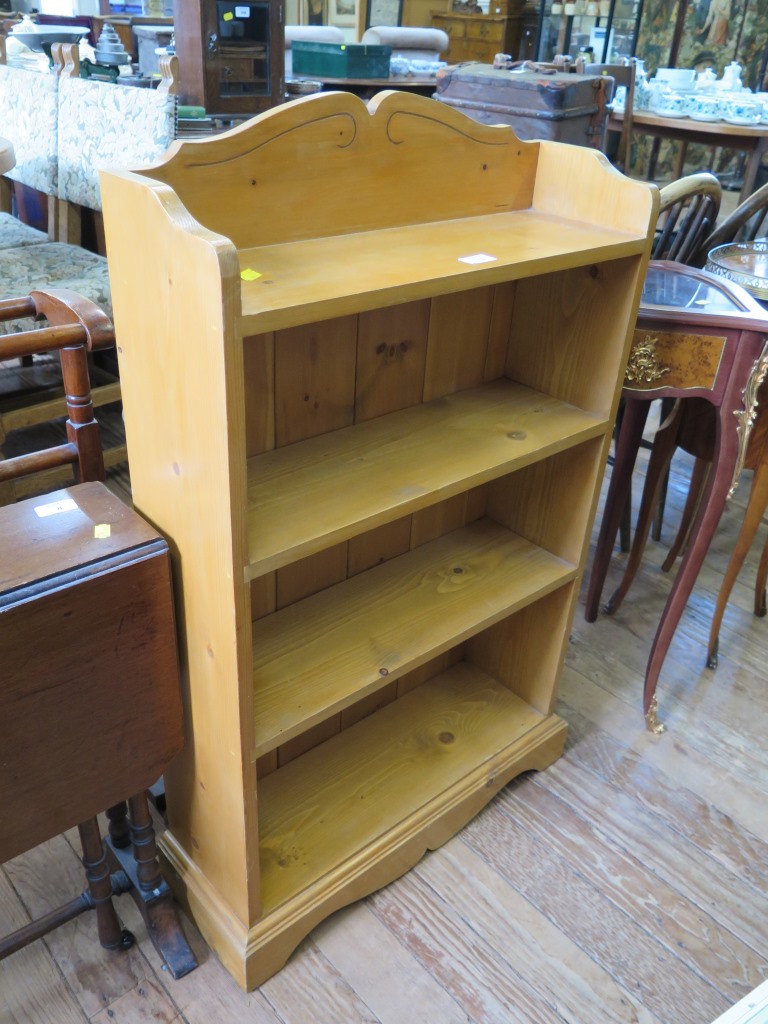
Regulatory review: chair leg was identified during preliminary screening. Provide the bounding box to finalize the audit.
[661,456,710,573]
[77,817,134,952]
[584,398,650,622]
[605,401,683,615]
[707,462,768,667]
[755,533,768,618]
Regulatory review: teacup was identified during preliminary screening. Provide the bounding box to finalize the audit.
[650,87,687,118]
[686,92,723,120]
[723,93,762,123]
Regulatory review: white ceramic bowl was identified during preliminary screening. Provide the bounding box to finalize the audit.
[10,26,89,53]
[655,67,697,91]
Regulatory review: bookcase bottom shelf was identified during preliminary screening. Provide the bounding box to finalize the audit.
[160,662,567,989]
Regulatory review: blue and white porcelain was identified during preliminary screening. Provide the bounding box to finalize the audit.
[650,86,688,118]
[723,92,762,125]
[686,91,723,121]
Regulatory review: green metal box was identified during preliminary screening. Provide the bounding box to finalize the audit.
[291,40,392,79]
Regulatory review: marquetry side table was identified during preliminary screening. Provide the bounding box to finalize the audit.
[584,260,768,730]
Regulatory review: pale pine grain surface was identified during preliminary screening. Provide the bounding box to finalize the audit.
[2,408,767,1023]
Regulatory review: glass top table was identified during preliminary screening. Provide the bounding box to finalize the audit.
[704,240,768,303]
[586,260,768,730]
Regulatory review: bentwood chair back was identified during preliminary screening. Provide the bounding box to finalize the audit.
[652,172,722,266]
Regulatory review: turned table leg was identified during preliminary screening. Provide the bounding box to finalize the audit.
[77,817,134,951]
[105,791,198,979]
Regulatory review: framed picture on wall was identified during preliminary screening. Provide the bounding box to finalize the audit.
[365,0,402,26]
[302,0,326,24]
[328,0,357,26]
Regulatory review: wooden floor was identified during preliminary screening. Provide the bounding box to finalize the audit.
[2,411,768,1024]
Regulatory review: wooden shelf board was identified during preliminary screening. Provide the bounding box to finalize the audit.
[251,517,575,757]
[246,379,605,578]
[257,661,563,915]
[238,210,646,333]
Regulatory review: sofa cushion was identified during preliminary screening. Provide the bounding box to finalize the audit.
[0,213,49,249]
[0,243,111,335]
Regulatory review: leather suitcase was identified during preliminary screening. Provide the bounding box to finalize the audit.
[434,64,611,149]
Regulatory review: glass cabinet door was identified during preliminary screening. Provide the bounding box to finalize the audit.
[536,0,640,64]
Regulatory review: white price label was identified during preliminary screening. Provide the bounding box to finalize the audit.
[458,253,497,264]
[235,5,250,16]
[34,498,78,518]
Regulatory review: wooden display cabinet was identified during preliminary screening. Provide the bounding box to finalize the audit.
[100,90,657,989]
[172,0,284,116]
[432,1,539,65]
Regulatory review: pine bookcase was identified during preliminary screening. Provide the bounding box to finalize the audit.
[100,90,658,989]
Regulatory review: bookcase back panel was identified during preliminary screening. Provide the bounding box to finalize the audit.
[244,272,623,470]
[355,301,431,423]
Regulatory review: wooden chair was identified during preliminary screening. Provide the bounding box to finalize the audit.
[0,288,196,979]
[605,172,723,556]
[694,178,768,266]
[652,171,722,265]
[581,60,636,173]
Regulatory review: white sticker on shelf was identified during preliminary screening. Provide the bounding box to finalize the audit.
[34,498,78,518]
[235,5,250,15]
[458,253,497,264]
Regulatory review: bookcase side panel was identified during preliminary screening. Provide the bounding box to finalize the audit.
[467,584,577,714]
[100,169,260,924]
[505,259,646,417]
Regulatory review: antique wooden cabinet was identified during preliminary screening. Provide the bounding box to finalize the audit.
[431,0,539,65]
[100,90,657,989]
[172,0,284,116]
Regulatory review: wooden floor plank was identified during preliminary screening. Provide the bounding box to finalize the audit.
[532,753,768,970]
[413,844,664,1024]
[311,902,471,1024]
[259,936,380,1024]
[460,794,731,1023]
[369,871,566,1024]
[557,702,768,895]
[0,868,87,1024]
[500,775,768,997]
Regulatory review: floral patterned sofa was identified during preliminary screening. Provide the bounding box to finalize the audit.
[0,42,178,335]
[0,60,58,250]
[0,42,177,485]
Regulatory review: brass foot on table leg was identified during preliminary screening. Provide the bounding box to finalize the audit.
[706,637,719,670]
[645,695,665,734]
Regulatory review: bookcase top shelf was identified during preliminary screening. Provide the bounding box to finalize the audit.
[237,211,646,334]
